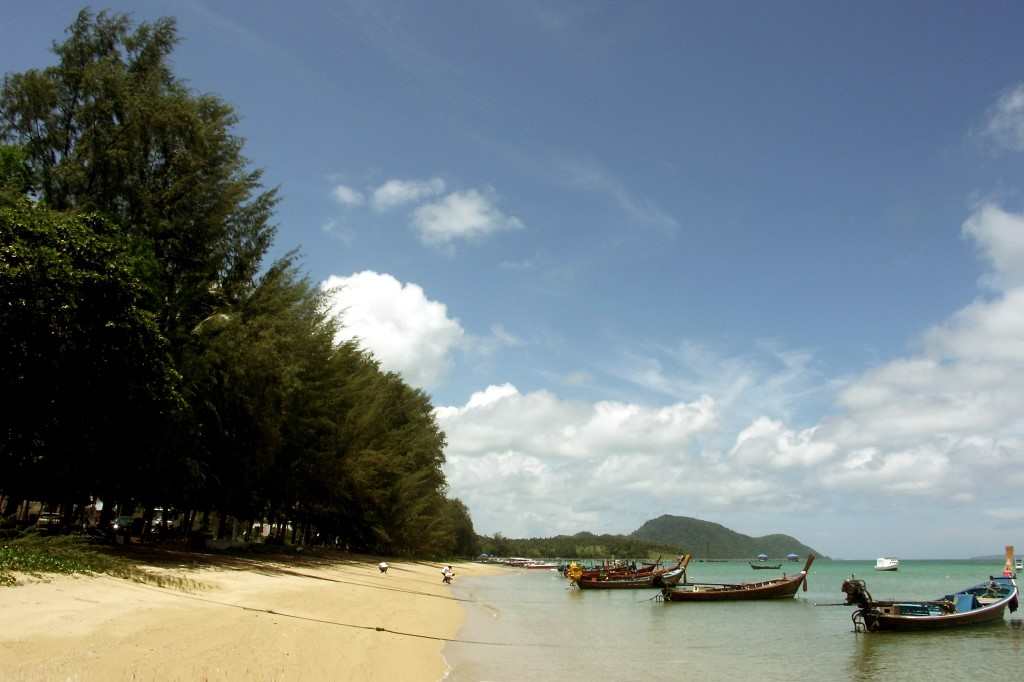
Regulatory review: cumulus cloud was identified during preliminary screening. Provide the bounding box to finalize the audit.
[442,203,1024,554]
[725,202,1024,511]
[962,203,1024,289]
[730,418,836,469]
[412,189,524,245]
[980,83,1024,152]
[437,384,720,535]
[331,184,365,206]
[321,271,463,388]
[372,177,446,210]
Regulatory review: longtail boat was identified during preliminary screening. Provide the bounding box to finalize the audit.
[572,555,691,590]
[749,562,782,570]
[661,554,814,602]
[574,557,663,579]
[841,546,1019,632]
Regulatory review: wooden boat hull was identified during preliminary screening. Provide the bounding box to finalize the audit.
[844,574,1018,632]
[577,567,684,590]
[862,601,1010,631]
[750,563,782,570]
[663,554,814,602]
[662,574,805,601]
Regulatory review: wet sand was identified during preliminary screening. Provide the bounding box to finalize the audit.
[0,553,502,681]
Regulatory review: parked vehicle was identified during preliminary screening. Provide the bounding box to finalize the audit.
[35,512,63,534]
[109,515,137,543]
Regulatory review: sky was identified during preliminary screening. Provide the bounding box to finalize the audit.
[4,1,1024,558]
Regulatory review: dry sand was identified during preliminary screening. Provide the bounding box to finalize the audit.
[0,552,503,681]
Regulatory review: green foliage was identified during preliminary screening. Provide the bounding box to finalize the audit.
[0,144,32,206]
[0,8,277,343]
[0,534,127,585]
[477,531,678,559]
[0,203,181,504]
[631,514,825,559]
[0,10,475,562]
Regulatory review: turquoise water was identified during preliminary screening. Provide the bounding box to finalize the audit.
[445,560,1024,681]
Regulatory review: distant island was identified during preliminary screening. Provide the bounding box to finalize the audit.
[632,514,826,560]
[478,513,826,560]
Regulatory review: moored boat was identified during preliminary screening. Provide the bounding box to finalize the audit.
[843,546,1019,632]
[749,562,782,570]
[875,557,899,571]
[576,566,686,590]
[572,555,690,590]
[661,555,815,602]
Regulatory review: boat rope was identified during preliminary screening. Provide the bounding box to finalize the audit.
[248,567,600,604]
[268,569,477,602]
[114,580,559,648]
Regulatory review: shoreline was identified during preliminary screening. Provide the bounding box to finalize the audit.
[0,552,504,681]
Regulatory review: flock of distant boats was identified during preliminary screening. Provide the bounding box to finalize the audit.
[478,547,1023,632]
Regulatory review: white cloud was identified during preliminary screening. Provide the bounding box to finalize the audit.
[412,189,524,245]
[556,157,678,232]
[730,418,836,469]
[331,184,365,206]
[437,384,719,535]
[962,203,1024,289]
[564,371,593,385]
[980,83,1024,152]
[321,271,463,388]
[490,323,523,347]
[372,177,446,210]
[729,203,1024,509]
[442,203,1024,555]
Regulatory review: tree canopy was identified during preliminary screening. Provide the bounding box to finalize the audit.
[0,9,477,559]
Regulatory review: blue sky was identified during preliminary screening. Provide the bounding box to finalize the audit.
[6,1,1024,558]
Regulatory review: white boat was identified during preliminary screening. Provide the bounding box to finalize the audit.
[1015,558,1023,571]
[875,557,899,571]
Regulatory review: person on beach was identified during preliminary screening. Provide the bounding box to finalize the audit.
[441,565,454,584]
[378,561,389,574]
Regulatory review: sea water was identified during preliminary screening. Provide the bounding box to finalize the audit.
[444,560,1024,681]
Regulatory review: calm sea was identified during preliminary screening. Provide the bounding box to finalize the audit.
[444,560,1024,681]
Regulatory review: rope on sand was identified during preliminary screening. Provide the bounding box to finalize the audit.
[120,581,557,648]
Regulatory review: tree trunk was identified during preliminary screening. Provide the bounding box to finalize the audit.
[141,506,154,543]
[216,511,228,540]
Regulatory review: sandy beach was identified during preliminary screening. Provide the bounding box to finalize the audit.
[0,553,502,681]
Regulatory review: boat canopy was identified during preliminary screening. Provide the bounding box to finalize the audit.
[787,553,799,559]
[757,553,768,560]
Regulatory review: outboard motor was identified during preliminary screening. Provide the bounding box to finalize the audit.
[841,578,872,608]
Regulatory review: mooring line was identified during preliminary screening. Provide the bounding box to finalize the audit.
[114,580,556,648]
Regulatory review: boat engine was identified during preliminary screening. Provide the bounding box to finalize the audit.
[841,578,873,608]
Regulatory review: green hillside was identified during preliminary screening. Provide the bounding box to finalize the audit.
[477,531,677,559]
[631,515,826,560]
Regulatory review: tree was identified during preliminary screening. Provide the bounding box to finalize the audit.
[0,202,179,511]
[1,10,478,558]
[0,9,277,347]
[0,145,32,207]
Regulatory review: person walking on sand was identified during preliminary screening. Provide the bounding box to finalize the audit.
[441,565,454,584]
[378,561,389,574]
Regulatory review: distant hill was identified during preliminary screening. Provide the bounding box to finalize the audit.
[476,531,678,559]
[631,514,826,560]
